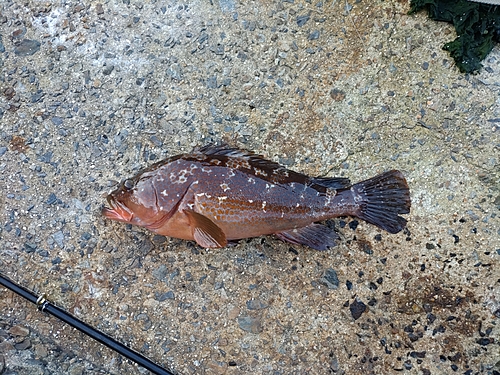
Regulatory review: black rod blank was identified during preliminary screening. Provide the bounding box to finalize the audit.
[0,273,175,375]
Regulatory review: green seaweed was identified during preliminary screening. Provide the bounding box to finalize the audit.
[409,0,500,73]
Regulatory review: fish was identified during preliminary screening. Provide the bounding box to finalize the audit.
[102,144,411,250]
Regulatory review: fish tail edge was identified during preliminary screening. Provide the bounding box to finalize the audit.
[351,170,411,234]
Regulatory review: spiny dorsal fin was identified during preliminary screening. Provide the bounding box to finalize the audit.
[195,143,282,169]
[194,144,309,185]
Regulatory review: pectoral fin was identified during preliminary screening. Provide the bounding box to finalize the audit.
[275,223,338,251]
[185,209,227,248]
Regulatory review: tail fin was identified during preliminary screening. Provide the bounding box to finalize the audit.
[351,170,411,234]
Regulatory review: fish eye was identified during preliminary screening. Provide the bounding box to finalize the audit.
[123,179,134,190]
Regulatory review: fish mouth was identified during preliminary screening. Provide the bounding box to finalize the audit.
[102,197,134,222]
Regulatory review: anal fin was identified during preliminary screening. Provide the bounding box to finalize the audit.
[185,209,227,248]
[275,223,338,251]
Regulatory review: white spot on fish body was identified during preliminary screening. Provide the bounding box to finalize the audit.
[262,201,267,212]
[170,171,188,184]
[218,196,228,202]
[326,187,337,197]
[220,183,230,192]
[196,193,205,197]
[161,190,169,196]
[324,197,331,206]
[351,187,362,203]
[248,177,255,184]
[202,167,212,173]
[254,168,268,177]
[248,199,253,203]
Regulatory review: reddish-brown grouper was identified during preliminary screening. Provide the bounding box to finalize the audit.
[102,144,411,250]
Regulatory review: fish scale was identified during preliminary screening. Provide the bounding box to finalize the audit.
[103,144,411,250]
[192,167,319,238]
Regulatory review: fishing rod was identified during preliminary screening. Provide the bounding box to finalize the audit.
[0,272,176,375]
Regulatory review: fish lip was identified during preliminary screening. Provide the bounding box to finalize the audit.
[102,197,134,222]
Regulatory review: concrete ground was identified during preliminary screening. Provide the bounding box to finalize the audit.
[0,0,499,374]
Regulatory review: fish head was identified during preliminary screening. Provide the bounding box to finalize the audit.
[102,174,164,228]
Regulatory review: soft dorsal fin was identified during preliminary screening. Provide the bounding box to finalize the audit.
[185,209,227,248]
[311,176,351,189]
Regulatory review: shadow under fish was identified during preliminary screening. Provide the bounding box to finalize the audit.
[102,144,411,250]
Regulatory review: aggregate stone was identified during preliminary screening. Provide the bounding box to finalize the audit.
[68,364,84,375]
[308,30,320,40]
[45,193,57,205]
[152,265,168,281]
[14,39,41,56]
[102,65,114,75]
[51,231,65,248]
[30,90,44,103]
[14,339,32,350]
[0,342,14,352]
[321,268,340,290]
[134,313,152,331]
[296,13,310,27]
[246,299,268,310]
[154,291,175,301]
[51,117,63,126]
[349,299,366,320]
[237,316,263,333]
[8,325,29,337]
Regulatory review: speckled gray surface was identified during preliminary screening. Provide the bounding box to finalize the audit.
[1,1,499,374]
